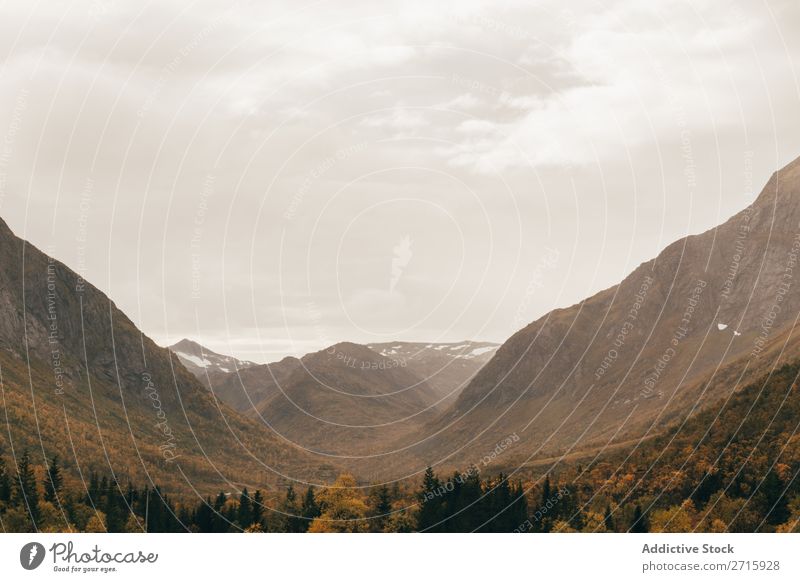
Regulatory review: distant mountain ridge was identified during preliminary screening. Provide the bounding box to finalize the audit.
[168,338,258,388]
[198,340,499,474]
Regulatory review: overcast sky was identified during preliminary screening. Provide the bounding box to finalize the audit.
[1,0,799,362]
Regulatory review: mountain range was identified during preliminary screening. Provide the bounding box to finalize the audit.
[3,155,800,491]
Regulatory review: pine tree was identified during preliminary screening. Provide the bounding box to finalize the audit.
[195,497,214,532]
[510,481,529,531]
[14,450,40,525]
[43,454,64,504]
[213,491,228,532]
[252,489,265,529]
[301,486,320,532]
[0,446,11,503]
[238,487,253,529]
[603,503,615,532]
[104,479,124,532]
[284,484,303,533]
[417,466,444,532]
[87,471,99,504]
[630,504,649,533]
[542,475,552,504]
[369,485,393,532]
[761,469,790,526]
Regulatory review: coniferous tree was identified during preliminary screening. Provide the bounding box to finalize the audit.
[369,485,393,532]
[87,471,100,505]
[195,497,214,533]
[212,491,229,532]
[604,504,615,532]
[0,446,11,503]
[43,454,64,504]
[417,466,444,532]
[761,469,789,526]
[104,479,124,532]
[301,486,320,532]
[505,481,529,532]
[252,489,265,530]
[630,504,649,533]
[14,450,40,525]
[283,485,303,532]
[238,487,253,529]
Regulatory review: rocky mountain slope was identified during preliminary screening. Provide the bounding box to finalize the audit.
[0,217,337,494]
[416,155,800,471]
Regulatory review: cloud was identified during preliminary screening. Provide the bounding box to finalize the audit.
[437,0,795,172]
[1,0,798,360]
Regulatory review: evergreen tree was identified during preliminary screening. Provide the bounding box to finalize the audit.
[603,503,615,532]
[301,487,320,532]
[630,504,649,533]
[252,489,265,529]
[213,491,228,532]
[0,446,11,503]
[13,450,40,525]
[104,479,124,532]
[542,475,552,505]
[87,471,100,505]
[417,467,444,532]
[283,485,303,532]
[761,469,790,526]
[482,475,513,532]
[238,487,253,529]
[195,497,214,533]
[516,482,529,527]
[369,485,393,532]
[43,454,64,504]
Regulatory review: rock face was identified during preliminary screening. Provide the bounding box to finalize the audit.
[0,217,337,493]
[417,155,800,469]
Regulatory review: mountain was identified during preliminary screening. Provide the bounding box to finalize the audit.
[168,338,258,388]
[0,216,337,495]
[208,355,304,412]
[366,341,498,402]
[183,342,448,475]
[202,341,498,475]
[418,155,800,469]
[210,340,498,415]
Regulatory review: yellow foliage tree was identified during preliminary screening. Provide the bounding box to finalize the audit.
[308,474,369,533]
[84,511,107,533]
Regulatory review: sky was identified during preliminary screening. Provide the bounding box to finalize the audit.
[1,0,799,362]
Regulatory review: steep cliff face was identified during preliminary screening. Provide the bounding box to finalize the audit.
[0,217,337,493]
[420,156,800,468]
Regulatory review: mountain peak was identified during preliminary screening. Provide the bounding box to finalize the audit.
[168,338,258,379]
[753,154,800,208]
